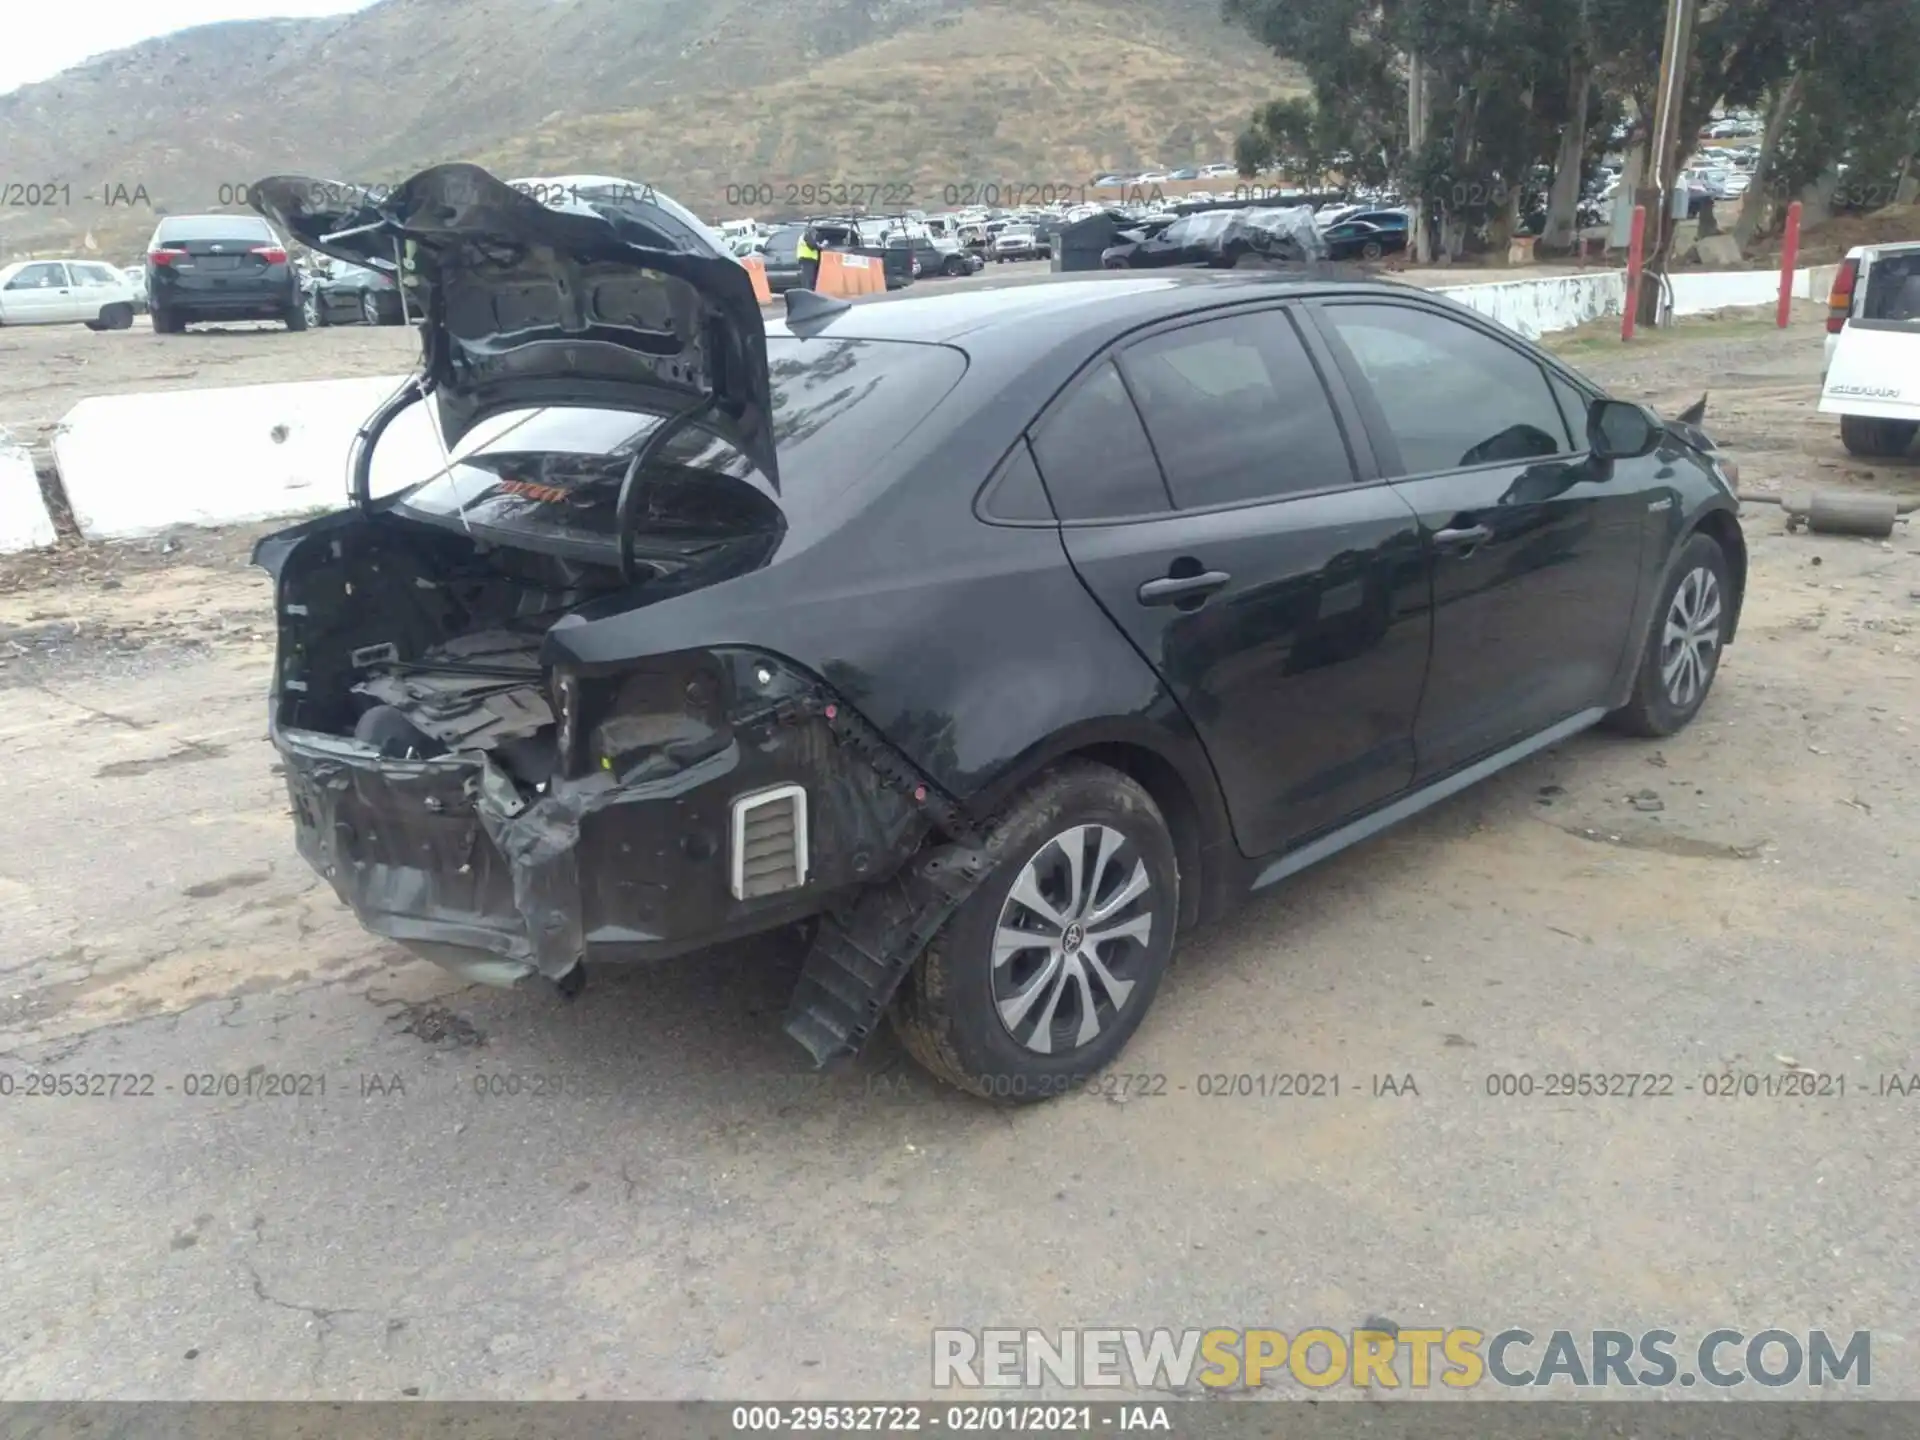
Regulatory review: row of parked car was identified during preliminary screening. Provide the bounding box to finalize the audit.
[732,216,1064,296]
[0,210,422,334]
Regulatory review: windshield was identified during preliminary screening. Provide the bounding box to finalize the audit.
[391,336,967,556]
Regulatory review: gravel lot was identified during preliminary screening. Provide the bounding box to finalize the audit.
[2,296,1918,1402]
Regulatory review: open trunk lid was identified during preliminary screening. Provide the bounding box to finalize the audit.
[249,164,778,488]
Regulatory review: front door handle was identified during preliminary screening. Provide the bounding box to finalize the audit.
[1433,524,1492,554]
[1138,570,1231,606]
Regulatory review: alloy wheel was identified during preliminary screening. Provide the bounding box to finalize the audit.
[990,824,1155,1055]
[361,291,380,325]
[1660,565,1722,708]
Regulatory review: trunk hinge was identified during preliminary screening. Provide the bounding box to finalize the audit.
[614,393,720,585]
[350,374,432,512]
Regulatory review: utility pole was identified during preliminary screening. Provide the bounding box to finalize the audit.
[1407,53,1432,264]
[1635,0,1699,327]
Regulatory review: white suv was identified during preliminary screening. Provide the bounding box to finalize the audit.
[0,259,139,330]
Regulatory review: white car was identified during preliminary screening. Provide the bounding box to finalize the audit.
[0,258,139,329]
[1819,239,1920,456]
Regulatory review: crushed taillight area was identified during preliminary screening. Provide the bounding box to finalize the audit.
[1828,258,1859,334]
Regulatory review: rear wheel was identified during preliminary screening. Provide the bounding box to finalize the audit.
[151,305,184,334]
[99,303,134,330]
[891,763,1178,1102]
[1361,240,1385,260]
[360,291,381,326]
[285,299,309,332]
[1840,414,1917,457]
[1605,532,1731,738]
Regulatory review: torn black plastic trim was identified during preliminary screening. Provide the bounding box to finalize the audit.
[784,838,994,1066]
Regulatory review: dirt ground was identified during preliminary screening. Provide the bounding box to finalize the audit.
[1,302,1918,1402]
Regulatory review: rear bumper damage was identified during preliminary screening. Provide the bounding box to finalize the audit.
[272,657,976,1009]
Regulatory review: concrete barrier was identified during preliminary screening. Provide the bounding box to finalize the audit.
[1,427,58,553]
[1433,265,1834,337]
[1667,269,1788,316]
[53,375,454,541]
[1435,271,1626,340]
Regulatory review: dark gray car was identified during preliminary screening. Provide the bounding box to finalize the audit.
[307,259,407,326]
[145,213,305,333]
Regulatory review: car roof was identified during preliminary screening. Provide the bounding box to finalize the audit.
[767,271,1418,344]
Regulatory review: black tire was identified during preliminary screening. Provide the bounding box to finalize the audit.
[84,320,107,332]
[890,762,1179,1102]
[1361,240,1384,260]
[100,303,134,330]
[151,305,183,334]
[1840,414,1917,458]
[285,300,309,332]
[1604,532,1732,738]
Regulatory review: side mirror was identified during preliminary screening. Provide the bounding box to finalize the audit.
[1588,398,1663,460]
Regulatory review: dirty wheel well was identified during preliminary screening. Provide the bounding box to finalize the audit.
[1690,510,1747,639]
[1069,743,1205,931]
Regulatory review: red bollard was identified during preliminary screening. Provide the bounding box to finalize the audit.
[1622,205,1647,342]
[1777,200,1803,329]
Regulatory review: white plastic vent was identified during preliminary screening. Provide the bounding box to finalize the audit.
[730,784,809,900]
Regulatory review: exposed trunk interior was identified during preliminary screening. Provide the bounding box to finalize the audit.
[273,519,627,788]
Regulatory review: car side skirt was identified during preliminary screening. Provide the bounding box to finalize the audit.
[1250,707,1608,891]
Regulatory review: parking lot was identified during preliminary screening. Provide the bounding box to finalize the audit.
[2,297,1918,1400]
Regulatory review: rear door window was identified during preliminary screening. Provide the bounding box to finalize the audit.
[1117,309,1354,508]
[1029,360,1171,520]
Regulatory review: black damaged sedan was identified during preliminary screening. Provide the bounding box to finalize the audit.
[248,165,1746,1100]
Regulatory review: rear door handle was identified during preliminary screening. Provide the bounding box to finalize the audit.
[1138,570,1232,606]
[1433,524,1492,554]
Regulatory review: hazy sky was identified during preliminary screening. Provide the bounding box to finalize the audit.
[0,0,381,95]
